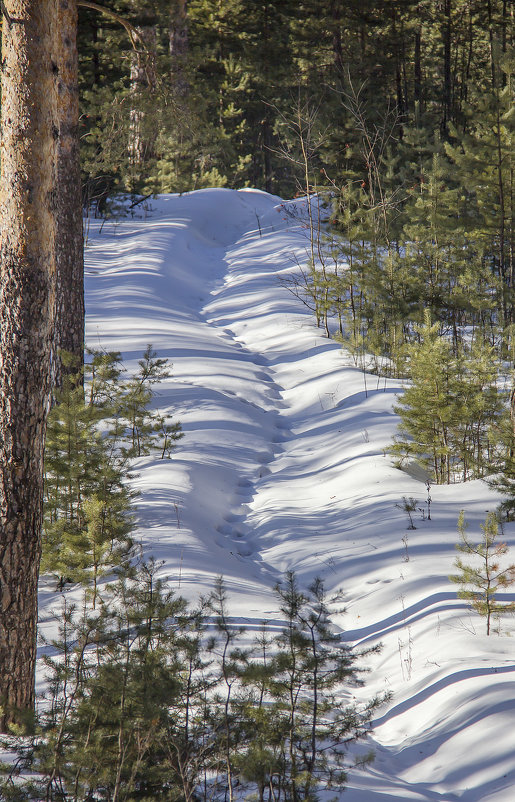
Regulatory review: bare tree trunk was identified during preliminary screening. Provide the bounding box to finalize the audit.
[414,25,422,107]
[170,0,188,93]
[128,18,157,189]
[441,0,452,135]
[0,0,59,731]
[262,1,272,193]
[330,0,344,75]
[55,0,85,382]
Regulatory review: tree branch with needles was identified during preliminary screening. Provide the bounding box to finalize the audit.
[77,1,155,87]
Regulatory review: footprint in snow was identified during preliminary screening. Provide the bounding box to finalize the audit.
[216,523,233,536]
[235,485,253,497]
[257,451,274,464]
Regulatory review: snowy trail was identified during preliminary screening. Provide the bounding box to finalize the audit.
[38,188,515,801]
[199,233,315,580]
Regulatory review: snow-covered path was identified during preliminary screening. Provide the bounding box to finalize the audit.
[41,188,515,800]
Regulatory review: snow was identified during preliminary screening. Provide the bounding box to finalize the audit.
[40,187,515,800]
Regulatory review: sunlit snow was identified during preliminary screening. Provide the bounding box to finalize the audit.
[39,188,515,801]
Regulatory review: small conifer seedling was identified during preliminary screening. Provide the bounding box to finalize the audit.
[450,511,515,635]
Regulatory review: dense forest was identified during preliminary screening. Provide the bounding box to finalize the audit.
[80,0,512,201]
[78,0,515,485]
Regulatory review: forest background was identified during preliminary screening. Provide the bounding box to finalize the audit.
[83,0,511,201]
[82,0,514,485]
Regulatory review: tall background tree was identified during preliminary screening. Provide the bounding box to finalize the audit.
[0,0,60,731]
[55,0,84,382]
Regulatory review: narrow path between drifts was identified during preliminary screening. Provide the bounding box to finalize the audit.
[198,250,294,583]
[198,215,354,585]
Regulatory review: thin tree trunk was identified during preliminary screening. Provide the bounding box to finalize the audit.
[414,26,422,107]
[55,0,85,383]
[0,0,59,731]
[330,0,344,75]
[170,0,189,93]
[441,0,452,134]
[262,2,273,193]
[128,21,157,189]
[170,0,188,58]
[486,0,497,90]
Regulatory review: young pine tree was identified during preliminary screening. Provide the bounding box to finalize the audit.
[450,510,515,635]
[391,313,502,483]
[391,313,461,483]
[244,572,383,802]
[117,343,183,458]
[39,560,187,801]
[42,360,135,593]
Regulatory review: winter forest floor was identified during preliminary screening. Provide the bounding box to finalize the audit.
[39,188,515,801]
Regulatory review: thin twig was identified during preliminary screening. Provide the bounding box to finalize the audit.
[129,193,153,209]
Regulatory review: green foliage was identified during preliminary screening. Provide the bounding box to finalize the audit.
[390,313,503,484]
[42,346,183,593]
[396,497,418,530]
[118,344,172,458]
[76,0,513,205]
[0,571,383,801]
[35,561,188,801]
[450,511,515,635]
[42,357,134,595]
[445,51,515,347]
[488,411,515,521]
[236,572,385,801]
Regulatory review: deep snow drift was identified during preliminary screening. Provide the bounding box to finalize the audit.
[39,188,515,800]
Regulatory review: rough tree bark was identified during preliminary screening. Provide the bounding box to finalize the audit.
[56,0,150,378]
[55,0,85,382]
[0,0,59,731]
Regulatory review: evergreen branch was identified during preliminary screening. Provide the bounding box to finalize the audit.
[77,1,155,86]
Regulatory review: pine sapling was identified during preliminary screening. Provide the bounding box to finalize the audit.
[120,344,171,457]
[450,510,515,635]
[209,576,248,802]
[396,497,418,530]
[157,415,184,459]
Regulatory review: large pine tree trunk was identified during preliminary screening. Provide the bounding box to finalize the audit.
[0,0,59,731]
[55,0,85,382]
